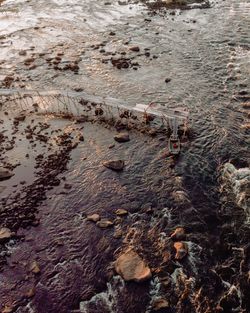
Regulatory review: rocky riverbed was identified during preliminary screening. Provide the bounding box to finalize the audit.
[0,0,249,312]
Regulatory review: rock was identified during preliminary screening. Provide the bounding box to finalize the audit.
[129,46,140,52]
[87,213,100,223]
[14,114,26,122]
[0,167,13,180]
[174,242,188,260]
[115,249,152,282]
[113,228,123,239]
[0,228,13,242]
[75,116,88,123]
[77,134,84,141]
[103,160,125,171]
[152,298,169,311]
[25,287,36,298]
[96,219,113,228]
[114,133,130,143]
[64,183,72,190]
[2,306,14,313]
[115,209,128,216]
[165,78,171,83]
[29,261,41,274]
[170,227,185,241]
[19,50,27,56]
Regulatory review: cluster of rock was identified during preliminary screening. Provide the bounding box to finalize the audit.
[86,209,128,230]
[113,227,188,285]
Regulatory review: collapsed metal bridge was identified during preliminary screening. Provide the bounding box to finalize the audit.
[0,88,190,153]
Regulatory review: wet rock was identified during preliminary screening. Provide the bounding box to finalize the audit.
[77,134,84,142]
[115,249,152,282]
[64,183,72,190]
[96,219,113,228]
[103,160,125,171]
[75,116,88,123]
[87,213,100,223]
[29,261,41,274]
[170,227,185,241]
[129,46,140,52]
[114,132,130,143]
[2,305,14,313]
[174,242,188,260]
[115,209,128,216]
[19,50,27,56]
[0,167,13,180]
[0,228,13,243]
[25,287,36,298]
[151,298,170,311]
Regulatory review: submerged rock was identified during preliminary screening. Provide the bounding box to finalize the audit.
[103,160,125,171]
[0,167,13,180]
[96,219,114,228]
[174,242,188,260]
[114,133,130,143]
[0,228,13,243]
[115,249,152,282]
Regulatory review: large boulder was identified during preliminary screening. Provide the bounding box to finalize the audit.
[115,249,152,282]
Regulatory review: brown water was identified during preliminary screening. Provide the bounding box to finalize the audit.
[0,0,249,312]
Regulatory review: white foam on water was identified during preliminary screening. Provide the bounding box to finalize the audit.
[145,276,164,313]
[222,163,250,223]
[79,276,125,313]
[186,241,203,275]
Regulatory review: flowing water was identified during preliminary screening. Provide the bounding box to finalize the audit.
[0,0,249,312]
